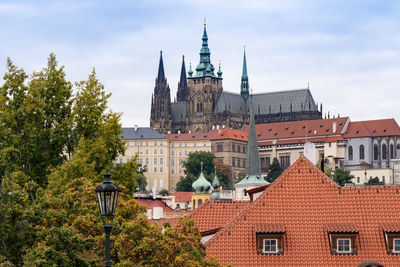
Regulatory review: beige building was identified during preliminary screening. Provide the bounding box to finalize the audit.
[209,128,248,183]
[165,132,211,190]
[117,127,169,192]
[255,117,350,177]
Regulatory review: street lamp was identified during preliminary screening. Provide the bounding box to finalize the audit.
[95,172,121,267]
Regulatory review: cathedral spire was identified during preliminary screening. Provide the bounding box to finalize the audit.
[177,55,188,102]
[240,46,249,102]
[157,50,166,83]
[194,21,216,78]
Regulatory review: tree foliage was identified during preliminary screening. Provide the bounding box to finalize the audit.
[0,55,222,266]
[366,176,384,185]
[331,168,355,186]
[266,158,283,183]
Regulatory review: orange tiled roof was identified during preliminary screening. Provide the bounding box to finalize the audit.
[208,128,248,141]
[190,200,249,233]
[164,132,210,141]
[381,223,400,233]
[171,192,193,202]
[249,117,349,141]
[204,157,400,266]
[344,119,400,138]
[255,223,286,233]
[326,223,358,233]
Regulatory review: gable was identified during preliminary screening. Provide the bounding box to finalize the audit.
[205,157,400,266]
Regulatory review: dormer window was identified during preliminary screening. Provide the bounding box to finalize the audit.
[255,224,285,255]
[263,239,278,253]
[382,223,400,254]
[327,223,358,255]
[337,238,351,253]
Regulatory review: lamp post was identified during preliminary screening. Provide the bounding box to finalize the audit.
[95,172,121,267]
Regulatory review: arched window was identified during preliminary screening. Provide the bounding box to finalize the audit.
[359,145,365,160]
[200,103,203,112]
[390,144,394,159]
[198,199,202,206]
[193,199,196,210]
[196,103,200,112]
[348,146,353,160]
[382,144,387,160]
[374,144,379,160]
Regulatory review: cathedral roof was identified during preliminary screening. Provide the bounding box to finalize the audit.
[120,127,166,140]
[171,101,186,123]
[250,88,318,115]
[213,91,247,115]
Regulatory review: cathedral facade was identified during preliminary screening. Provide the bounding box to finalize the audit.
[150,24,322,134]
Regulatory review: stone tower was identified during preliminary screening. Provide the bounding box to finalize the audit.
[176,55,189,102]
[185,22,223,133]
[150,51,172,133]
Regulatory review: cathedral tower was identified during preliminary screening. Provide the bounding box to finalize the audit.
[186,22,223,133]
[150,51,172,133]
[176,55,189,102]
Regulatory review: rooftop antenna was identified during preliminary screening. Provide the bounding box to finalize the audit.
[204,17,206,27]
[307,82,310,89]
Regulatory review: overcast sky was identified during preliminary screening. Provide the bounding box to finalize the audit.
[1,0,400,127]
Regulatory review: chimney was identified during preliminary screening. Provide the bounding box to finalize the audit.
[222,125,225,128]
[134,124,138,131]
[314,129,317,135]
[178,130,181,134]
[217,125,220,130]
[167,130,171,134]
[189,130,191,134]
[212,125,215,130]
[332,122,337,133]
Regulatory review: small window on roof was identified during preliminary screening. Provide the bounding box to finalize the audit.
[382,224,400,254]
[263,239,278,253]
[337,238,351,253]
[394,239,400,253]
[327,223,358,254]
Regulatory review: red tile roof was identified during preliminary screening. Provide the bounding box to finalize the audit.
[249,117,349,141]
[171,192,193,202]
[381,223,400,233]
[164,132,210,141]
[326,223,358,233]
[208,128,248,141]
[204,157,400,266]
[255,223,286,234]
[136,198,173,212]
[344,119,400,138]
[190,201,249,233]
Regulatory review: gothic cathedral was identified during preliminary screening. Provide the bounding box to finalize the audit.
[150,23,322,134]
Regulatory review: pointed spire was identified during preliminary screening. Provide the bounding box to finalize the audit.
[241,46,249,102]
[188,62,193,77]
[236,106,268,186]
[194,21,215,78]
[217,61,223,78]
[177,55,188,102]
[157,50,165,83]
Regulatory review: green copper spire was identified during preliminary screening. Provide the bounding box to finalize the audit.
[210,171,220,200]
[195,20,216,78]
[188,62,193,77]
[192,162,212,193]
[240,46,249,102]
[217,62,223,78]
[236,105,268,186]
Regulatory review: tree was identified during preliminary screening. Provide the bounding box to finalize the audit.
[235,171,246,184]
[214,160,232,189]
[366,176,383,185]
[331,168,355,186]
[182,151,215,177]
[176,174,197,192]
[266,158,283,183]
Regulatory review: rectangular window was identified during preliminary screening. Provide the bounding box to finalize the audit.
[217,143,223,152]
[146,150,149,154]
[154,141,157,146]
[154,158,157,164]
[171,159,175,166]
[154,149,157,154]
[160,167,163,172]
[179,159,182,166]
[238,145,241,153]
[185,151,188,156]
[263,239,278,253]
[160,158,163,165]
[232,144,235,152]
[261,157,270,172]
[160,149,163,154]
[171,169,174,174]
[139,158,143,165]
[280,155,290,170]
[179,151,182,156]
[394,239,400,252]
[337,239,351,253]
[232,158,235,167]
[172,150,175,156]
[145,158,149,165]
[154,167,157,172]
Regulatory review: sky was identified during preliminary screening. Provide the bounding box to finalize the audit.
[1,0,400,127]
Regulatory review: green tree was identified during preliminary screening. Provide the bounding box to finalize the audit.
[366,176,383,185]
[182,151,215,177]
[331,168,355,186]
[214,160,232,189]
[266,158,283,183]
[176,174,197,192]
